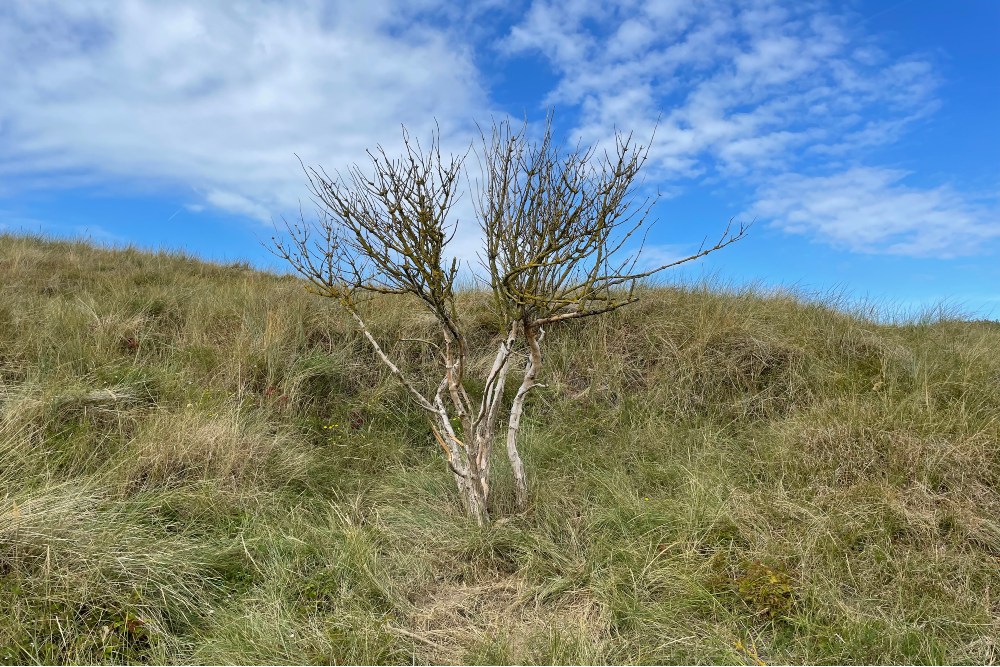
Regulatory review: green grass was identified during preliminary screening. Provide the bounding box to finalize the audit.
[1,232,998,664]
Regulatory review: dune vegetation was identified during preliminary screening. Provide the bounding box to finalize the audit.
[1,233,998,665]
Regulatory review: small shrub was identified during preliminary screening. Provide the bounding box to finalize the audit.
[709,556,798,621]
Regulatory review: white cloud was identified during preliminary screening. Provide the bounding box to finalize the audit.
[502,0,1000,259]
[749,168,1000,257]
[1,0,991,264]
[504,0,938,179]
[203,189,272,224]
[0,0,494,225]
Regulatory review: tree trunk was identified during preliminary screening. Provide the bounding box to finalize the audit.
[459,473,489,525]
[433,416,489,524]
[506,325,543,511]
[463,454,490,525]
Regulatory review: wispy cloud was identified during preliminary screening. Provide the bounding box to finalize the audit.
[0,0,493,222]
[505,0,938,178]
[501,0,1000,258]
[749,168,1000,257]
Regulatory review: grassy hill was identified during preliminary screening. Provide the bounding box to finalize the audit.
[1,233,998,665]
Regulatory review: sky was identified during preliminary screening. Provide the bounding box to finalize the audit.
[1,0,998,319]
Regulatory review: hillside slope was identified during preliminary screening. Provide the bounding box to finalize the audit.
[1,234,998,664]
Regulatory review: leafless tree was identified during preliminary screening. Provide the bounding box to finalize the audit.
[272,118,748,524]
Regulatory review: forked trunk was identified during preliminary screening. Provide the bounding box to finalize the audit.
[435,417,491,525]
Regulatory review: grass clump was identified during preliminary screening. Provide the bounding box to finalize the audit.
[1,233,999,664]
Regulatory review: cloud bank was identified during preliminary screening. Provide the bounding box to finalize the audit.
[0,0,490,222]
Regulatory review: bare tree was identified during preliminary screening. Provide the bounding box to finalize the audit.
[272,118,748,524]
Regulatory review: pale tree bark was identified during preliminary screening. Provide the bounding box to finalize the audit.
[471,322,519,500]
[505,325,544,511]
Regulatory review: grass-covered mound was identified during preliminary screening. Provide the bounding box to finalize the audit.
[1,233,998,664]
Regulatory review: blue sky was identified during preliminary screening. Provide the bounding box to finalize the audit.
[1,0,998,319]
